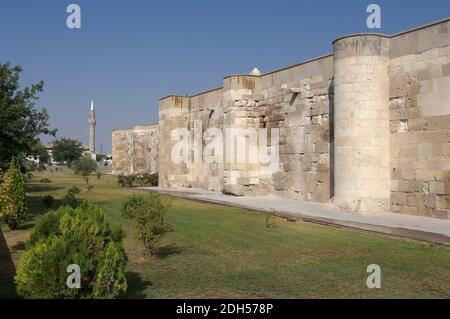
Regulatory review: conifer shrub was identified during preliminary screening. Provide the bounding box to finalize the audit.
[15,201,127,298]
[62,186,81,208]
[0,159,29,229]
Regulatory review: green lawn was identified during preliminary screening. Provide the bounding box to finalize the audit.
[1,169,450,298]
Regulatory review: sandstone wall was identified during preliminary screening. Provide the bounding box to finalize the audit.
[158,56,333,203]
[389,20,450,219]
[115,17,450,220]
[112,124,159,175]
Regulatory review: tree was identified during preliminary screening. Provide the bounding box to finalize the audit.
[0,62,56,170]
[72,155,97,191]
[15,201,127,298]
[0,159,29,229]
[121,194,172,258]
[30,141,50,164]
[72,155,97,177]
[52,138,83,166]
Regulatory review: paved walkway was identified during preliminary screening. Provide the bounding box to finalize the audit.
[139,187,450,245]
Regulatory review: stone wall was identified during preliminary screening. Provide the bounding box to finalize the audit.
[112,124,159,175]
[158,56,334,202]
[389,20,450,219]
[114,17,450,220]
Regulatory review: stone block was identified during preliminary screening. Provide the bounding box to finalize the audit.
[391,192,406,205]
[430,181,445,194]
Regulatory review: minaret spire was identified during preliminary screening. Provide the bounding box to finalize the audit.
[89,99,96,154]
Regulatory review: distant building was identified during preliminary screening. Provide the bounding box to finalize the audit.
[44,143,90,165]
[89,99,97,160]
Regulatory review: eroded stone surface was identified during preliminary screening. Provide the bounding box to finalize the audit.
[113,19,450,219]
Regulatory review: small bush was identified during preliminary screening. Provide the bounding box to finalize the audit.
[68,186,81,194]
[148,173,158,187]
[27,207,70,247]
[121,195,145,219]
[96,171,103,180]
[40,178,52,183]
[121,194,172,258]
[0,159,29,229]
[16,202,127,298]
[117,173,158,187]
[42,195,54,208]
[73,155,97,176]
[62,186,81,208]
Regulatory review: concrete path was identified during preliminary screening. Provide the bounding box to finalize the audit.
[139,187,450,245]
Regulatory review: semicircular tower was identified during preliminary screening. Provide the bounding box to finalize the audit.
[332,34,391,214]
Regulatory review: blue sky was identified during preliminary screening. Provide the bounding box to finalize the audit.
[0,0,449,153]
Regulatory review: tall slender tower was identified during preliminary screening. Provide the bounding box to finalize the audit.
[89,99,96,154]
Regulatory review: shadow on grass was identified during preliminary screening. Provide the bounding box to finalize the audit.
[25,184,64,193]
[125,271,153,298]
[155,244,185,260]
[27,195,64,217]
[0,229,18,298]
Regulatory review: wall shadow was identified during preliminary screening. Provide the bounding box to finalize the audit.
[328,78,335,199]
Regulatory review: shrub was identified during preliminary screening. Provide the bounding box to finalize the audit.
[15,201,127,298]
[0,159,29,229]
[27,207,70,247]
[73,155,97,176]
[96,171,103,180]
[148,173,158,187]
[62,186,81,208]
[121,194,172,257]
[121,194,145,219]
[117,173,158,187]
[40,178,52,183]
[42,195,54,208]
[117,174,133,187]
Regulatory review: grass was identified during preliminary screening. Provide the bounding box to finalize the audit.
[1,169,450,298]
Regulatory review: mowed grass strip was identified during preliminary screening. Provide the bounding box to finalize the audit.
[1,170,449,298]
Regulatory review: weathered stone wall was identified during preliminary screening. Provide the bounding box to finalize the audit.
[159,56,334,203]
[115,17,450,219]
[112,124,159,175]
[389,20,450,219]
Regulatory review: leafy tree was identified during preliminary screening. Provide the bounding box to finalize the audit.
[15,201,128,298]
[30,141,50,164]
[0,159,28,229]
[121,194,172,258]
[51,138,83,166]
[0,62,56,170]
[73,155,97,177]
[73,155,97,191]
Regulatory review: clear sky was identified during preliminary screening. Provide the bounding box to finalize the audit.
[1,0,449,153]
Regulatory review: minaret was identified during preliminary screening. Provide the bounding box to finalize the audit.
[88,99,96,154]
